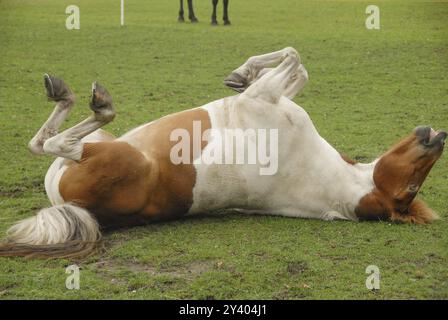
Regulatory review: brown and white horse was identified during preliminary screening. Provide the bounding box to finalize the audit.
[0,47,445,259]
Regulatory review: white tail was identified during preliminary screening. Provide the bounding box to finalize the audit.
[0,204,102,259]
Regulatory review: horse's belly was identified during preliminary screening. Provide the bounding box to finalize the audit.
[45,157,70,206]
[189,163,250,214]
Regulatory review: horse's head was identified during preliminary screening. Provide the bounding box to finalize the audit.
[355,126,446,224]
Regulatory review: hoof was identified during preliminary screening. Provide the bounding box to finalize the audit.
[224,20,231,26]
[211,20,218,26]
[90,82,113,110]
[190,17,199,23]
[43,74,73,102]
[178,16,185,23]
[224,72,248,93]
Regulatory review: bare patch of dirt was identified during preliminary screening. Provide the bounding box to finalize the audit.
[92,257,215,282]
[286,261,309,275]
[0,179,45,198]
[0,186,26,198]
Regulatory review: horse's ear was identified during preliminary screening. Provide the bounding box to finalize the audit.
[355,190,389,221]
[390,199,439,224]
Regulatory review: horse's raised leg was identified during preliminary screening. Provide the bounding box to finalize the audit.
[43,82,115,161]
[178,0,185,22]
[224,47,308,100]
[237,47,301,104]
[252,64,308,100]
[0,77,112,259]
[224,48,296,92]
[187,0,198,23]
[28,74,75,155]
[211,0,218,25]
[282,64,308,99]
[223,0,231,25]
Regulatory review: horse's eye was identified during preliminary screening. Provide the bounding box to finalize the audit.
[407,184,419,193]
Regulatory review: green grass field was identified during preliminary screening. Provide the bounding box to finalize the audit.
[0,0,447,299]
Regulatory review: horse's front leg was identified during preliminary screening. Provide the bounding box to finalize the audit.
[251,64,308,100]
[178,0,185,22]
[237,47,301,104]
[224,47,308,100]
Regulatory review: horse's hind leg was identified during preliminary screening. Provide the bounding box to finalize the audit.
[28,74,75,155]
[43,82,115,161]
[211,0,218,25]
[187,0,198,23]
[223,0,230,25]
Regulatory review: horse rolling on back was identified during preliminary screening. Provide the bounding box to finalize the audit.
[0,47,445,259]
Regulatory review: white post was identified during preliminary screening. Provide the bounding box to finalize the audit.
[121,0,124,26]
